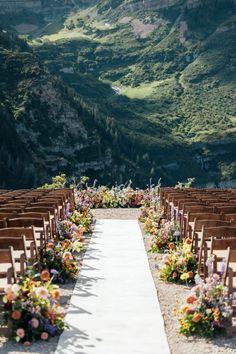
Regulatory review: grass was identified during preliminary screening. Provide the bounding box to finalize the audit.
[5,0,235,187]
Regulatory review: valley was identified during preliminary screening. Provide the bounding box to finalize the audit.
[0,0,236,187]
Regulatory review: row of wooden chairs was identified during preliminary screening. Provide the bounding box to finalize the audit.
[160,187,236,294]
[160,188,236,332]
[0,188,75,302]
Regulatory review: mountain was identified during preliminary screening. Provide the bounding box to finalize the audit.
[0,0,236,187]
[0,30,121,188]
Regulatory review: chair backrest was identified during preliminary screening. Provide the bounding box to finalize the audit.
[0,227,35,240]
[6,201,29,206]
[7,217,45,228]
[0,235,27,265]
[217,206,236,214]
[0,219,7,228]
[0,247,17,282]
[185,206,216,214]
[223,247,236,293]
[188,212,222,223]
[24,206,56,215]
[0,207,24,213]
[30,202,58,208]
[210,236,236,253]
[0,212,16,219]
[16,212,50,222]
[224,214,236,222]
[203,226,236,239]
[194,219,230,232]
[198,226,236,276]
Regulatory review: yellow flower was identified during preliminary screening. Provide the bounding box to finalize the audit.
[180,273,189,280]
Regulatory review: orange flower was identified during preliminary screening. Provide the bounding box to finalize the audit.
[185,238,192,244]
[187,271,193,279]
[62,251,72,261]
[7,292,17,301]
[51,289,60,300]
[192,313,202,322]
[186,294,197,304]
[62,239,71,248]
[172,271,178,279]
[168,243,175,250]
[40,269,50,281]
[176,260,184,266]
[11,310,22,320]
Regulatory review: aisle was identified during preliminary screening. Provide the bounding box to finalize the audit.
[55,219,170,354]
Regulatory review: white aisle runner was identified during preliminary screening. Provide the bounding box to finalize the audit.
[55,219,170,354]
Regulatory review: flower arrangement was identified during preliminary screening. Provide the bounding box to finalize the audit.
[76,184,152,209]
[149,220,180,253]
[139,205,164,234]
[69,209,93,233]
[57,220,85,241]
[3,270,65,346]
[178,273,233,336]
[42,237,81,283]
[159,238,197,283]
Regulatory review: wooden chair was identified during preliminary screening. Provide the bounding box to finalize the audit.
[0,207,24,213]
[186,212,223,239]
[0,227,40,264]
[0,247,17,301]
[217,206,236,214]
[198,226,236,277]
[180,206,216,239]
[192,219,230,253]
[0,236,27,273]
[0,212,16,219]
[224,214,236,223]
[6,217,48,246]
[24,206,57,236]
[208,238,236,277]
[16,212,52,238]
[224,247,236,295]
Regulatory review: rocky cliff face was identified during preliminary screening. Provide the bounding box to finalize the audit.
[0,31,116,187]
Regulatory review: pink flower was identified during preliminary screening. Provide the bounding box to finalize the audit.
[16,328,25,339]
[62,251,72,261]
[213,273,220,281]
[23,341,30,347]
[31,318,39,328]
[41,332,49,340]
[35,286,49,299]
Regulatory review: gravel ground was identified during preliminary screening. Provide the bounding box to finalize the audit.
[1,208,236,354]
[92,208,139,220]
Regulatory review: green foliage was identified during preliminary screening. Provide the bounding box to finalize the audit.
[1,0,236,188]
[175,178,196,189]
[41,174,67,189]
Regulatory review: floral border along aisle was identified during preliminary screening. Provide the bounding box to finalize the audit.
[2,196,93,346]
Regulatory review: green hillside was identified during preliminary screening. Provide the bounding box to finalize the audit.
[0,0,236,187]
